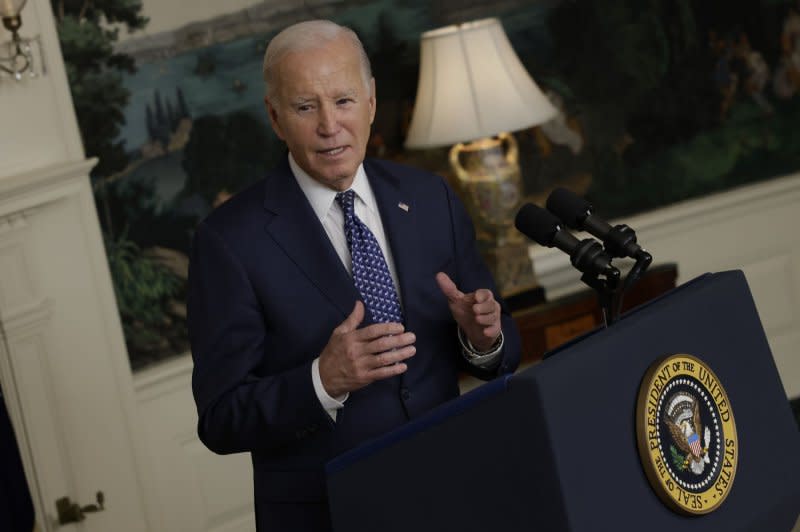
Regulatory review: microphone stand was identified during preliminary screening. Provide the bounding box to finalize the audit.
[579,268,620,327]
[611,251,652,320]
[579,250,652,328]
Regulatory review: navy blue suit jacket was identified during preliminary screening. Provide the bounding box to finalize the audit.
[188,158,521,530]
[0,393,34,532]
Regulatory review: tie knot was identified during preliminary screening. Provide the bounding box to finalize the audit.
[335,190,356,218]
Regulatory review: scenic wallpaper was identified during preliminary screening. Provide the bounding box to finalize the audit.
[54,0,800,369]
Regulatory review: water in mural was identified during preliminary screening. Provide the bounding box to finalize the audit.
[56,0,800,369]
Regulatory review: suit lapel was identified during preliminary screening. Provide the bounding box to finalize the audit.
[262,161,359,319]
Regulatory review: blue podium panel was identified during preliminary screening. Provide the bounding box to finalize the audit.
[532,270,800,530]
[326,271,800,531]
[326,375,566,531]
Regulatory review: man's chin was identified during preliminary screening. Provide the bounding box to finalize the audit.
[310,163,359,189]
[306,170,352,190]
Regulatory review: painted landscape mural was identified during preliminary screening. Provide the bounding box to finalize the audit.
[54,0,800,369]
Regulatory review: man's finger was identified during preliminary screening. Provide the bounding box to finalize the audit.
[367,362,409,381]
[371,345,416,368]
[337,301,365,333]
[472,299,497,315]
[435,272,464,302]
[474,289,493,304]
[483,323,502,339]
[356,321,406,341]
[366,331,416,354]
[475,312,499,326]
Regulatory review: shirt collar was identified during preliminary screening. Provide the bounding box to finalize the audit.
[288,153,377,221]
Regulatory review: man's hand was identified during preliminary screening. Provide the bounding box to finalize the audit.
[318,301,416,397]
[436,272,501,352]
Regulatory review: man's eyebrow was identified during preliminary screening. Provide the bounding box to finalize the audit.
[290,96,316,105]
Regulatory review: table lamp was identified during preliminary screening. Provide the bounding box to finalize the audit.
[405,17,556,297]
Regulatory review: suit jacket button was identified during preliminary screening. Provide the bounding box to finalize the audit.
[400,387,410,400]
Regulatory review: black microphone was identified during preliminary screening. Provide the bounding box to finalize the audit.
[546,187,647,260]
[514,203,620,279]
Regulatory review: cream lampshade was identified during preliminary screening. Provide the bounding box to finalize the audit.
[406,17,556,148]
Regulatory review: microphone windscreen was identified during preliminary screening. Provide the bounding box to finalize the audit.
[546,187,591,229]
[514,203,560,247]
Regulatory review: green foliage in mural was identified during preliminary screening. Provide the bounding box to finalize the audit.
[105,233,184,365]
[548,0,701,152]
[540,0,800,219]
[52,0,148,179]
[52,2,195,368]
[182,111,277,207]
[589,96,800,217]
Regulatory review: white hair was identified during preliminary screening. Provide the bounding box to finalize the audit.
[262,20,372,102]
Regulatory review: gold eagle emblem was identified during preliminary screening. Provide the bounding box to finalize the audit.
[664,392,711,474]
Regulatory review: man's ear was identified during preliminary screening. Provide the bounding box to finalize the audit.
[265,97,285,141]
[368,78,377,125]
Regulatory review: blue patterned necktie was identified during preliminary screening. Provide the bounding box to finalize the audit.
[335,190,404,324]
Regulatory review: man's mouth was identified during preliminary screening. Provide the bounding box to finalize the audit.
[318,146,346,156]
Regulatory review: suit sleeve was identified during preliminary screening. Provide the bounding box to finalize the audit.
[187,221,334,455]
[442,178,522,380]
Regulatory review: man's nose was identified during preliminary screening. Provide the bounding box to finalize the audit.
[317,105,340,136]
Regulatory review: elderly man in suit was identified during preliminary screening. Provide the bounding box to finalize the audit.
[188,19,521,531]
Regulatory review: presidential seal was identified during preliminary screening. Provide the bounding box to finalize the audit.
[636,354,738,515]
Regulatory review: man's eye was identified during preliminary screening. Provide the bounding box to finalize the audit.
[337,98,354,106]
[297,105,313,112]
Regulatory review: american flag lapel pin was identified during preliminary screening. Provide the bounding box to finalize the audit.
[398,202,409,212]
